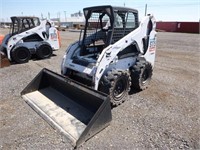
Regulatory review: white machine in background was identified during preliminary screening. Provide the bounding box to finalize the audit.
[0,16,60,64]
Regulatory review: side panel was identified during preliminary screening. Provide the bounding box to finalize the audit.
[108,57,137,71]
[144,30,157,67]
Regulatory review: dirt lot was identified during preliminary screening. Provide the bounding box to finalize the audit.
[0,28,199,150]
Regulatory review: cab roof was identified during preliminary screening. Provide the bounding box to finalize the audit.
[11,16,39,20]
[83,5,138,14]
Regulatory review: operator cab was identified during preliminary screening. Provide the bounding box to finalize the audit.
[79,5,139,57]
[10,16,40,35]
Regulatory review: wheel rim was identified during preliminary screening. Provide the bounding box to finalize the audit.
[17,49,29,60]
[113,77,127,100]
[142,69,149,84]
[41,46,51,56]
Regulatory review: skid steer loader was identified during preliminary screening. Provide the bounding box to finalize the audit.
[0,16,60,67]
[21,5,156,148]
[61,5,157,106]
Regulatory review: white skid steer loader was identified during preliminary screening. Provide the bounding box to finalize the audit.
[61,5,157,106]
[0,16,60,66]
[21,5,157,148]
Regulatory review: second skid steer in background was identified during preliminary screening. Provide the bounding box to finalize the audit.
[0,16,60,68]
[21,5,157,148]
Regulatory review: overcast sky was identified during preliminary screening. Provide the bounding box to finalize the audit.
[0,0,199,22]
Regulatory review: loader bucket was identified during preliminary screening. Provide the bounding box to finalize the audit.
[21,68,112,148]
[0,52,10,68]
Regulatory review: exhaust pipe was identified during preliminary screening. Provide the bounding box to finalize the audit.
[21,68,112,148]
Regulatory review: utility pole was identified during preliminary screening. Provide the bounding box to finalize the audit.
[48,12,50,19]
[64,11,67,22]
[145,4,147,16]
[57,12,60,21]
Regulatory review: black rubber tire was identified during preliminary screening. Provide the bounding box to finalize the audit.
[131,58,153,90]
[11,46,31,63]
[36,43,52,59]
[99,70,131,107]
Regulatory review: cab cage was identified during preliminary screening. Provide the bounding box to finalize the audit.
[10,16,41,35]
[80,5,139,55]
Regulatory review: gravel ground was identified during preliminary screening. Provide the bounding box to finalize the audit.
[0,29,199,150]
